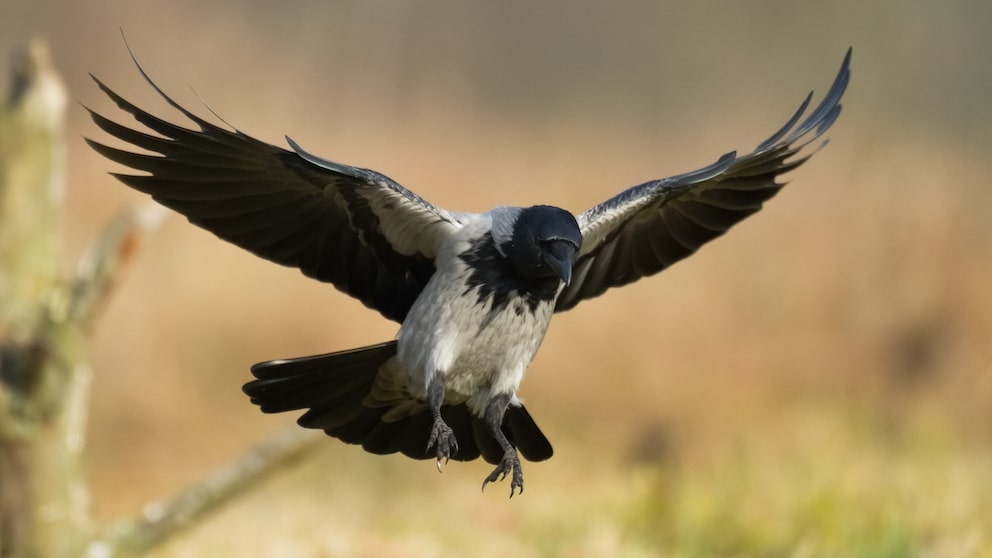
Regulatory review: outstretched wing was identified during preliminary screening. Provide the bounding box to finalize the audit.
[86,57,462,324]
[556,48,851,312]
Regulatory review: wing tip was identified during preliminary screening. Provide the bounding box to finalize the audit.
[756,47,852,153]
[110,33,216,131]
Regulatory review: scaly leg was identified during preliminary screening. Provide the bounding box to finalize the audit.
[480,393,523,497]
[425,374,458,469]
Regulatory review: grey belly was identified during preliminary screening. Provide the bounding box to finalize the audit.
[396,280,555,409]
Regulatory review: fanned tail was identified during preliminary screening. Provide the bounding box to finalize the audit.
[243,341,553,463]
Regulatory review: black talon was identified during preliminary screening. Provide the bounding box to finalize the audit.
[479,393,525,497]
[425,375,458,468]
[427,416,458,466]
[481,449,524,497]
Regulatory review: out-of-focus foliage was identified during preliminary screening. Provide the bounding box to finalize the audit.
[1,2,989,556]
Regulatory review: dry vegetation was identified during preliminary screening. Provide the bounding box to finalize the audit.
[122,125,990,558]
[3,2,991,556]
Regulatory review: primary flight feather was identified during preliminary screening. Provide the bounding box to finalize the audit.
[88,47,851,497]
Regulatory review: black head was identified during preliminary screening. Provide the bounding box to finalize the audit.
[498,205,582,285]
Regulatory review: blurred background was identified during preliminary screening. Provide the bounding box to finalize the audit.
[3,1,991,556]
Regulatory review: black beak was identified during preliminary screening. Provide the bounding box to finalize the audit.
[543,239,578,286]
[545,249,575,285]
[546,254,573,286]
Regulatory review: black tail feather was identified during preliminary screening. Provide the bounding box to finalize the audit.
[331,407,386,446]
[391,411,437,459]
[243,340,553,464]
[472,415,505,464]
[442,404,481,461]
[358,412,411,455]
[506,404,554,462]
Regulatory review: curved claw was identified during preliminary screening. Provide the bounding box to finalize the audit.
[481,450,524,497]
[427,417,458,471]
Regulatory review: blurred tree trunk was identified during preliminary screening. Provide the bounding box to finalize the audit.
[0,38,92,557]
[0,38,322,558]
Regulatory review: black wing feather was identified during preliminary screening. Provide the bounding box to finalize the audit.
[87,61,461,323]
[556,48,851,312]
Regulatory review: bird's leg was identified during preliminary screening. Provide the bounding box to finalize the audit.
[425,374,458,469]
[480,393,523,497]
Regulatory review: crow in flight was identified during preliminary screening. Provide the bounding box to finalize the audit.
[88,48,851,497]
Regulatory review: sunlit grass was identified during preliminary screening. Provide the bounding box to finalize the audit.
[141,397,990,557]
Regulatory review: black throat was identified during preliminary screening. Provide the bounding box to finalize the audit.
[458,232,561,317]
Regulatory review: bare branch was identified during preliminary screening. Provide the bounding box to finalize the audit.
[90,427,322,557]
[4,37,326,557]
[65,203,167,328]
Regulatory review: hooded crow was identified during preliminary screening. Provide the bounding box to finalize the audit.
[87,47,851,497]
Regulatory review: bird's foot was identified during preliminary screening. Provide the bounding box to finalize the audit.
[426,417,458,470]
[481,449,523,498]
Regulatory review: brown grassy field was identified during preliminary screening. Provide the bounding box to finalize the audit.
[3,2,991,556]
